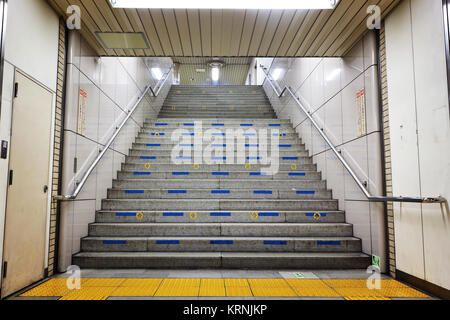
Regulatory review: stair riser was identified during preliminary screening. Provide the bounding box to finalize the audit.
[112,180,327,189]
[121,163,314,171]
[125,157,311,165]
[131,145,307,153]
[81,239,361,253]
[107,189,332,200]
[88,224,353,237]
[101,199,339,211]
[128,150,306,157]
[117,171,322,180]
[143,124,290,129]
[135,137,300,144]
[95,211,345,224]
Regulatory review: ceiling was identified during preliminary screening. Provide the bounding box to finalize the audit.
[47,0,401,57]
[178,64,249,85]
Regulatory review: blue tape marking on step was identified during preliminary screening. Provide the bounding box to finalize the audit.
[115,212,137,217]
[317,241,341,245]
[168,190,187,194]
[151,133,165,136]
[155,123,168,126]
[212,123,224,126]
[305,213,327,217]
[247,157,262,160]
[282,157,298,160]
[250,172,267,176]
[212,144,226,147]
[211,190,230,194]
[211,157,227,160]
[264,241,287,245]
[279,144,292,148]
[240,124,253,127]
[147,144,161,147]
[172,172,190,175]
[296,191,316,194]
[103,240,127,245]
[243,133,256,136]
[269,124,281,127]
[177,156,192,160]
[210,240,233,245]
[212,133,225,136]
[179,144,194,147]
[289,173,306,176]
[184,123,195,126]
[212,172,229,175]
[156,240,180,245]
[254,190,273,194]
[259,212,279,217]
[182,133,195,136]
[133,172,151,175]
[125,190,145,194]
[163,212,184,217]
[245,144,259,147]
[141,156,156,160]
[210,212,231,216]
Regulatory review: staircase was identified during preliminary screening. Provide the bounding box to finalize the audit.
[73,85,370,269]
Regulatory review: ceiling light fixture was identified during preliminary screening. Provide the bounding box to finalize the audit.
[109,0,338,9]
[211,68,220,82]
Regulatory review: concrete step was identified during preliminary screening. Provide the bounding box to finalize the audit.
[125,156,311,164]
[72,252,371,269]
[95,210,345,224]
[88,223,353,237]
[128,150,307,158]
[146,118,291,123]
[157,114,276,119]
[112,179,327,189]
[137,133,299,140]
[101,199,339,211]
[81,236,362,253]
[121,163,315,172]
[117,171,322,180]
[131,143,306,152]
[135,137,301,145]
[107,188,332,200]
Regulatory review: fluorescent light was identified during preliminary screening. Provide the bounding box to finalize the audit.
[272,68,283,81]
[109,0,338,9]
[211,68,220,82]
[151,68,163,80]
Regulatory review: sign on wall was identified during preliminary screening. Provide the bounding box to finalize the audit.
[356,89,367,137]
[77,88,87,136]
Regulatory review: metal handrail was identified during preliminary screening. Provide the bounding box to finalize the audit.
[260,65,446,204]
[54,65,173,201]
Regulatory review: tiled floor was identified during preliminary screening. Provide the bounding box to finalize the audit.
[11,269,435,300]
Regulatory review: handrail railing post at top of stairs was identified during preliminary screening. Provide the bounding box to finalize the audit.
[54,65,174,201]
[260,64,446,204]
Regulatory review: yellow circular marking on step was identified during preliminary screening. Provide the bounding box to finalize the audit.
[155,132,160,137]
[172,106,176,110]
[258,106,262,111]
[291,164,297,170]
[252,90,257,94]
[245,164,252,170]
[145,163,152,170]
[177,90,181,94]
[193,164,200,170]
[198,132,203,137]
[229,90,233,94]
[313,212,322,221]
[202,106,206,110]
[230,106,235,111]
[251,212,259,220]
[202,90,206,94]
[136,212,144,220]
[190,211,198,220]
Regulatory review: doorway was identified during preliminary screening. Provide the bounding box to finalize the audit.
[1,70,53,298]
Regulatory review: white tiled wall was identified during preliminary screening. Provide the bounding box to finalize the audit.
[263,31,387,272]
[386,0,450,290]
[58,31,173,271]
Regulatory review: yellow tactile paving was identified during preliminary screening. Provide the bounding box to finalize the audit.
[224,279,250,287]
[226,286,253,297]
[333,287,386,298]
[199,279,226,296]
[110,287,159,297]
[120,278,163,288]
[82,278,126,287]
[291,287,341,297]
[286,279,329,288]
[251,287,297,297]
[377,287,429,298]
[18,277,433,300]
[59,287,117,300]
